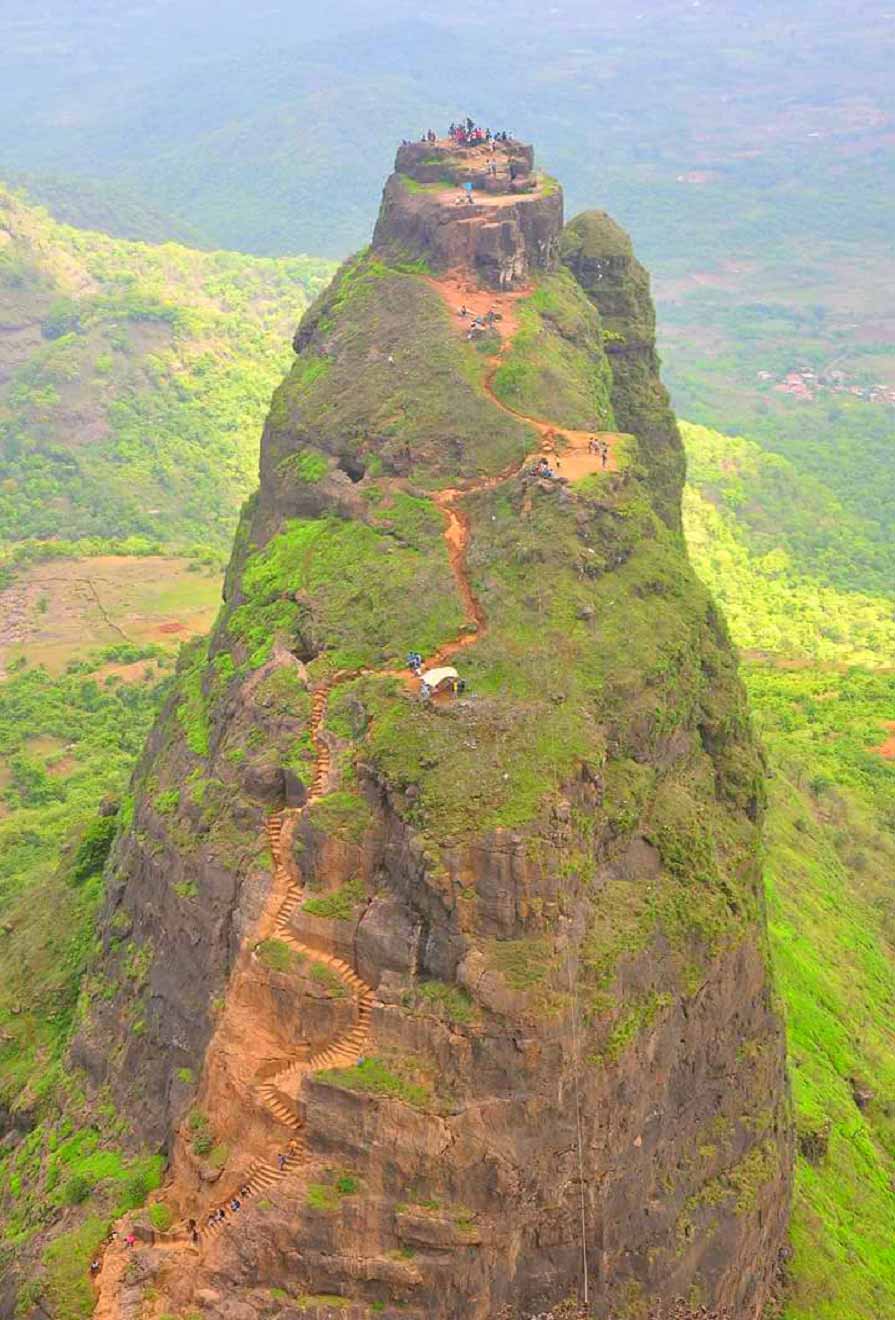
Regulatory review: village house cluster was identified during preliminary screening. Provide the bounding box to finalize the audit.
[758,367,895,407]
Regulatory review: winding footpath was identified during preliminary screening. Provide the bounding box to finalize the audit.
[93,278,620,1305]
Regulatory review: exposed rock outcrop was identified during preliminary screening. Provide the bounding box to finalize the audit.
[561,212,686,527]
[372,138,562,289]
[78,137,791,1320]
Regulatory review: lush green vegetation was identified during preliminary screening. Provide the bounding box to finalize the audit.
[302,877,366,921]
[257,938,305,974]
[683,414,895,1317]
[0,649,170,1052]
[749,666,895,1320]
[0,644,172,1301]
[232,503,464,673]
[317,1055,433,1109]
[683,425,895,665]
[0,185,334,554]
[490,271,614,430]
[267,252,531,483]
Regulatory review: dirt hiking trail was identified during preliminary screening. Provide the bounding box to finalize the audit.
[427,272,622,480]
[93,266,626,1313]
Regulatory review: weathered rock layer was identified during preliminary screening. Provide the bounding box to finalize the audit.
[373,137,562,289]
[77,138,791,1320]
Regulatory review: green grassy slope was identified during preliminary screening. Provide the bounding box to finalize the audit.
[267,252,531,484]
[682,424,895,665]
[0,645,171,1297]
[684,422,895,1319]
[0,185,335,560]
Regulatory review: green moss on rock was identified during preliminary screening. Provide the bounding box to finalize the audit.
[491,270,615,431]
[231,512,464,672]
[562,210,686,527]
[267,251,531,483]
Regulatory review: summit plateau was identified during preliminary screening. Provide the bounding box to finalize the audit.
[55,133,791,1320]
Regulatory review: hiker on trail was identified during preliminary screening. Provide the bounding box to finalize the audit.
[458,304,469,318]
[230,1198,241,1213]
[277,1152,287,1171]
[601,441,609,468]
[588,436,599,455]
[125,1233,136,1249]
[90,1260,101,1276]
[420,681,432,701]
[406,651,423,674]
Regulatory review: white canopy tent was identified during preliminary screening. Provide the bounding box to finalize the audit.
[420,666,459,690]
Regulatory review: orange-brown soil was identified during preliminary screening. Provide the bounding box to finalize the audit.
[872,720,895,760]
[425,273,526,339]
[427,273,621,481]
[93,264,625,1314]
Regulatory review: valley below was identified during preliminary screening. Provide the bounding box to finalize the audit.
[0,46,894,1310]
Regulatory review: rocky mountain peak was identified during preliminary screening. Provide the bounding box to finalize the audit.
[373,132,563,289]
[76,140,791,1320]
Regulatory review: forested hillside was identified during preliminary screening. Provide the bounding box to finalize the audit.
[684,422,895,1319]
[0,186,333,563]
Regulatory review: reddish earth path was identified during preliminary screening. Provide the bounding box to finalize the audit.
[93,267,625,1312]
[427,272,622,479]
[872,721,895,760]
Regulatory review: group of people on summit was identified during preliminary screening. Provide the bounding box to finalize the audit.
[447,119,513,146]
[410,119,513,148]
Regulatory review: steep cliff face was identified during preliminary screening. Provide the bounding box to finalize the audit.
[80,140,791,1320]
[560,213,686,529]
[372,139,563,290]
